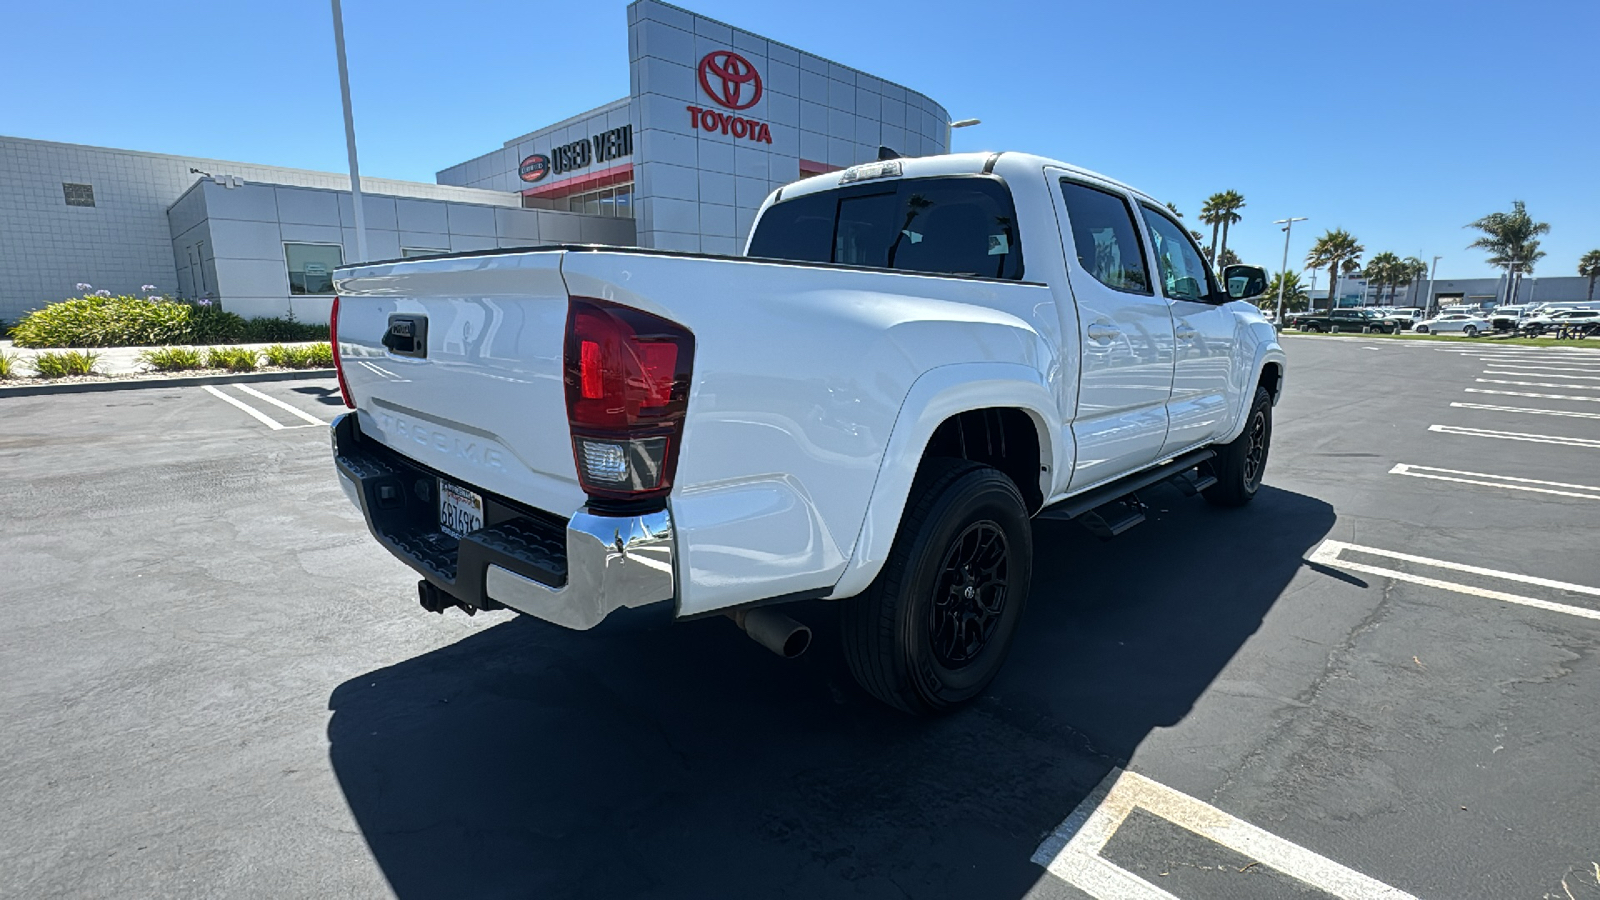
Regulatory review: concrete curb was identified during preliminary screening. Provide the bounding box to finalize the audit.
[0,368,335,399]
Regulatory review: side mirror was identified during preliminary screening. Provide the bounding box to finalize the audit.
[1222,264,1268,300]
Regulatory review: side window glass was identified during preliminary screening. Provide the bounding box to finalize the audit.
[1058,180,1149,294]
[1138,205,1214,302]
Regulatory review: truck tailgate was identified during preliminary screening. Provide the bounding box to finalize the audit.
[334,250,585,517]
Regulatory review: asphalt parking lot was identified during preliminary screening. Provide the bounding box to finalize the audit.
[2,335,1598,899]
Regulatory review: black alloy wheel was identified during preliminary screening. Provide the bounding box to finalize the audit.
[1202,385,1273,508]
[928,522,1009,668]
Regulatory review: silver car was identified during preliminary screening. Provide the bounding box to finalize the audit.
[1413,313,1490,337]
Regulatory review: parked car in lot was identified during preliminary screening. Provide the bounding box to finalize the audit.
[326,152,1287,715]
[1522,309,1600,337]
[1487,306,1529,331]
[1374,307,1423,330]
[1284,308,1396,333]
[1413,313,1490,336]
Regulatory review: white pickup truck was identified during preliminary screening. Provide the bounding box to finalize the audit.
[329,152,1286,714]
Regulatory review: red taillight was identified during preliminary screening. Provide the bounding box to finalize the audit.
[564,297,694,503]
[330,296,354,409]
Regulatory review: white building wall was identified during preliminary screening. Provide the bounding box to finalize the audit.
[0,135,522,321]
[625,0,950,254]
[169,180,634,321]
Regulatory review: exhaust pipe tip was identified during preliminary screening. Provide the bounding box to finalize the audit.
[730,607,811,659]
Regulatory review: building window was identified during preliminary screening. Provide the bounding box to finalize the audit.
[401,248,446,258]
[285,242,343,295]
[63,183,95,207]
[522,182,633,217]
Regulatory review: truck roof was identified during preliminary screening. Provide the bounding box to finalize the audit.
[774,152,1164,209]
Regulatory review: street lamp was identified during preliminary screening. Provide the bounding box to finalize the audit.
[1273,216,1307,325]
[1425,255,1441,317]
[331,0,368,263]
[945,118,980,153]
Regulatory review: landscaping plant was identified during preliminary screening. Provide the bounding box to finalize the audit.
[32,350,99,378]
[139,346,206,372]
[0,350,20,378]
[204,347,260,372]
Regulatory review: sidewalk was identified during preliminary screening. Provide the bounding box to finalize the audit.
[1,340,325,376]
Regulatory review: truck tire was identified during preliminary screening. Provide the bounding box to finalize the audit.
[1202,386,1272,508]
[841,459,1032,715]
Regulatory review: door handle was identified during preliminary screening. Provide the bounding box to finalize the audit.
[1087,323,1120,342]
[1175,325,1199,340]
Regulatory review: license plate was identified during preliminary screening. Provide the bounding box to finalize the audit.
[438,481,484,539]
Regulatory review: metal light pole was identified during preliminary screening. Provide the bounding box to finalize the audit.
[1425,255,1441,317]
[1273,216,1307,324]
[945,118,980,153]
[332,0,368,263]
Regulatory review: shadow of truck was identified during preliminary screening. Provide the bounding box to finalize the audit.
[327,484,1336,899]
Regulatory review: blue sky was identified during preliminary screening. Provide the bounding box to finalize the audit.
[4,0,1596,279]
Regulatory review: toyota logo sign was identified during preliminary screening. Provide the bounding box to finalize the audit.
[518,154,550,183]
[698,50,762,110]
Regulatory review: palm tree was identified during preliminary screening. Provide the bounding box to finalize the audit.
[1200,194,1227,266]
[1218,248,1241,268]
[1401,256,1429,306]
[1306,229,1364,312]
[1466,201,1550,305]
[1165,201,1184,218]
[1579,249,1600,302]
[1213,190,1246,266]
[1365,251,1402,304]
[1263,269,1310,313]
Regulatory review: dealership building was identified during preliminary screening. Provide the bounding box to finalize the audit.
[0,0,952,323]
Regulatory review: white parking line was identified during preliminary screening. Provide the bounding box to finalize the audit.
[1450,401,1600,420]
[1480,362,1600,372]
[1484,369,1600,380]
[1032,769,1418,900]
[1429,424,1600,448]
[1476,378,1600,391]
[1465,388,1600,403]
[232,384,328,426]
[202,385,288,430]
[1309,539,1600,622]
[1390,462,1600,500]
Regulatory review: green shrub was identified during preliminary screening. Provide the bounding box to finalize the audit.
[204,346,260,372]
[32,350,99,377]
[0,351,19,378]
[11,295,190,348]
[262,344,304,367]
[240,316,329,343]
[139,346,206,372]
[187,306,249,344]
[302,342,334,368]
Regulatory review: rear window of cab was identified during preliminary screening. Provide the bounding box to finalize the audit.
[747,176,1024,280]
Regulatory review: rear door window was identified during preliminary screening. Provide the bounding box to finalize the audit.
[748,176,1024,280]
[1056,180,1150,294]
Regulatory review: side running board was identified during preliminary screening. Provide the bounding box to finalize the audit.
[1035,448,1217,539]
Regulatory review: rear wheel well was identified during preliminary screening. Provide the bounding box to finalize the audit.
[921,408,1043,513]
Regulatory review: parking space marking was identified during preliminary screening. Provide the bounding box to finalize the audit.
[202,385,293,430]
[1032,768,1418,900]
[1428,424,1600,448]
[231,384,328,426]
[1480,362,1600,372]
[1465,388,1600,403]
[1390,462,1600,500]
[1476,378,1600,391]
[1484,369,1600,381]
[1450,401,1600,420]
[201,385,326,431]
[1309,539,1600,622]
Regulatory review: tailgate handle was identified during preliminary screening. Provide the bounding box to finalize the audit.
[382,315,428,357]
